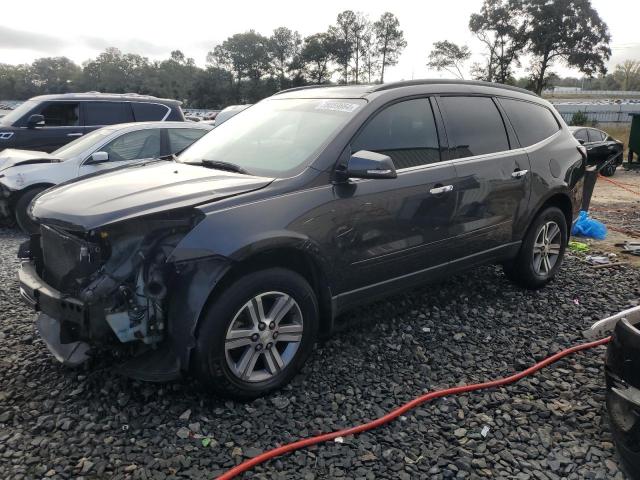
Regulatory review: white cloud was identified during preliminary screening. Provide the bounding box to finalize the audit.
[0,0,638,80]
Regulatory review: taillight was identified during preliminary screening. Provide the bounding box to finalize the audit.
[577,145,588,162]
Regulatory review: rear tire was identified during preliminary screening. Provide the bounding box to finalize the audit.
[15,187,47,235]
[601,163,617,177]
[504,206,567,289]
[194,268,318,400]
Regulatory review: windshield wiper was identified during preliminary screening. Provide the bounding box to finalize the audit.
[200,159,249,175]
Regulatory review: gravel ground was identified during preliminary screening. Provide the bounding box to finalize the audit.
[1,226,640,480]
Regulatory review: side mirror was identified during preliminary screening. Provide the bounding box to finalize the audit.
[86,151,109,164]
[577,139,585,145]
[340,150,397,181]
[27,114,45,128]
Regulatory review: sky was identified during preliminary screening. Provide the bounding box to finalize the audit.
[1,0,639,81]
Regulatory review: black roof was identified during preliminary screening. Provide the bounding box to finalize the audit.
[274,79,538,100]
[28,92,182,106]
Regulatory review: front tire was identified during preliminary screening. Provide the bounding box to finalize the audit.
[194,268,318,400]
[504,206,567,289]
[15,187,47,235]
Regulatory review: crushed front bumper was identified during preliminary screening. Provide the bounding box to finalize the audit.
[19,260,93,365]
[19,260,182,379]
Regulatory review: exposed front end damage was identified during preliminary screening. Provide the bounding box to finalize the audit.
[18,208,231,380]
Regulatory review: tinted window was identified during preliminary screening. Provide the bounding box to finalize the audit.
[573,129,589,143]
[40,102,80,126]
[352,98,440,169]
[588,129,606,142]
[132,102,170,121]
[500,98,560,147]
[84,102,134,126]
[101,129,161,161]
[168,128,207,154]
[439,96,509,158]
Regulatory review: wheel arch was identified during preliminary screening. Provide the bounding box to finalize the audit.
[527,191,574,241]
[10,183,55,207]
[197,243,336,340]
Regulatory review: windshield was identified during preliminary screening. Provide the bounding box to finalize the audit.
[178,98,365,177]
[0,100,37,125]
[52,127,115,160]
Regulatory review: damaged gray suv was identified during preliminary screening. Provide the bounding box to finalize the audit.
[18,80,586,399]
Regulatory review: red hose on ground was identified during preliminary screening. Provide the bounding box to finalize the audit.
[217,336,611,480]
[598,173,640,197]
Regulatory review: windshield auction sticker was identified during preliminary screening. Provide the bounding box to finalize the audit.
[315,100,360,113]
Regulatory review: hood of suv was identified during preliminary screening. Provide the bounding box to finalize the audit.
[31,161,274,230]
[0,149,59,172]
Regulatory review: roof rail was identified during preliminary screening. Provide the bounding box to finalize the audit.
[273,85,335,95]
[372,79,538,97]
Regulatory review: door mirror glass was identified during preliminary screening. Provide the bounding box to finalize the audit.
[87,151,109,164]
[27,114,45,128]
[341,150,397,180]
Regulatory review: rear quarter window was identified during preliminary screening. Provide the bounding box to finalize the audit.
[168,128,208,154]
[132,102,171,121]
[499,98,560,147]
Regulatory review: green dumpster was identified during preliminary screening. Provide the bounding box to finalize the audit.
[629,113,640,165]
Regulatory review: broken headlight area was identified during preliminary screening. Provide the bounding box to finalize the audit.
[24,208,204,351]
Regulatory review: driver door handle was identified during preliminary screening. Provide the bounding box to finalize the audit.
[511,169,528,178]
[429,185,454,195]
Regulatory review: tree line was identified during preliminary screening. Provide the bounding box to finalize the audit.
[0,11,406,108]
[1,1,634,108]
[427,0,613,94]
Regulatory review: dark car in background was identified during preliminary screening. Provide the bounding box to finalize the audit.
[0,93,184,153]
[570,126,624,176]
[18,80,586,399]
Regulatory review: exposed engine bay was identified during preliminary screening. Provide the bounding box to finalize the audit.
[21,209,203,360]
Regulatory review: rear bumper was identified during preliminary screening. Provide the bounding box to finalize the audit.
[606,317,640,479]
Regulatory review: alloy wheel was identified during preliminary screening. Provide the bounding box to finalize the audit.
[224,291,304,382]
[532,221,562,276]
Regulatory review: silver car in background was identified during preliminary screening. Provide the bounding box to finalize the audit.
[0,121,212,233]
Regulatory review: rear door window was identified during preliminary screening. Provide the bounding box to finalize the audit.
[439,96,509,158]
[168,128,208,154]
[132,102,171,121]
[499,98,560,147]
[84,102,134,126]
[352,98,440,169]
[588,129,606,142]
[40,102,80,126]
[573,129,589,143]
[100,129,161,161]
